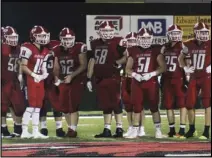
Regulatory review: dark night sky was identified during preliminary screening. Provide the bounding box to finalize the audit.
[2,2,210,43]
[2,2,86,43]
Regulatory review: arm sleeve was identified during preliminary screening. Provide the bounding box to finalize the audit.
[20,46,32,59]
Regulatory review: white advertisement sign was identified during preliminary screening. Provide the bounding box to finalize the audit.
[130,16,173,45]
[86,15,130,50]
[86,15,174,49]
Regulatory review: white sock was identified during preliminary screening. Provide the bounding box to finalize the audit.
[70,125,77,131]
[56,121,62,129]
[155,123,161,131]
[169,124,175,128]
[15,122,22,126]
[22,107,34,132]
[1,124,7,127]
[32,108,40,134]
[180,124,186,128]
[104,124,111,130]
[40,121,47,129]
[116,123,122,129]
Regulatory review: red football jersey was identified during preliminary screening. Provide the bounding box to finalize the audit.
[183,39,211,78]
[20,43,50,75]
[53,42,87,80]
[46,40,60,73]
[90,37,124,78]
[161,42,184,78]
[127,45,161,80]
[1,43,20,81]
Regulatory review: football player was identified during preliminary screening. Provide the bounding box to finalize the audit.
[1,26,26,138]
[125,28,167,138]
[53,28,87,137]
[179,22,211,139]
[20,25,50,139]
[122,32,146,138]
[87,21,127,138]
[39,40,66,137]
[160,25,187,138]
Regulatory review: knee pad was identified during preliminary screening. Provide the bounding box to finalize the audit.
[53,111,62,117]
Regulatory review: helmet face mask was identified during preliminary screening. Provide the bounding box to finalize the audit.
[59,28,76,48]
[99,27,115,40]
[3,26,19,46]
[60,36,75,48]
[137,33,153,48]
[167,31,182,42]
[127,38,137,47]
[34,33,50,45]
[5,33,19,46]
[99,21,115,40]
[194,29,210,42]
[194,22,210,42]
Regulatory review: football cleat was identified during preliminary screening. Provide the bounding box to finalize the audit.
[185,130,198,138]
[155,130,167,139]
[66,128,77,138]
[123,127,133,137]
[95,128,112,138]
[199,135,209,140]
[138,128,146,137]
[33,132,49,139]
[125,127,139,139]
[2,126,14,138]
[56,128,66,137]
[11,124,22,137]
[21,131,33,139]
[174,133,186,139]
[40,128,48,136]
[113,128,124,138]
[168,131,176,137]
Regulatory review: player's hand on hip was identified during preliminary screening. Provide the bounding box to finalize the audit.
[64,75,72,84]
[132,72,143,82]
[183,66,195,73]
[31,72,43,83]
[87,81,93,92]
[206,65,211,74]
[18,74,24,89]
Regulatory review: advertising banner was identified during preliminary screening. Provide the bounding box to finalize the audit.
[86,15,130,50]
[130,16,173,45]
[174,16,211,41]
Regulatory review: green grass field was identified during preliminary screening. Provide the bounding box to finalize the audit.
[2,112,210,144]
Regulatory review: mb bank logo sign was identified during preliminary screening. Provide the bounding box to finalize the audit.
[138,19,166,36]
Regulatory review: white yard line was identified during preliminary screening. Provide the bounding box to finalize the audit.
[165,153,211,157]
